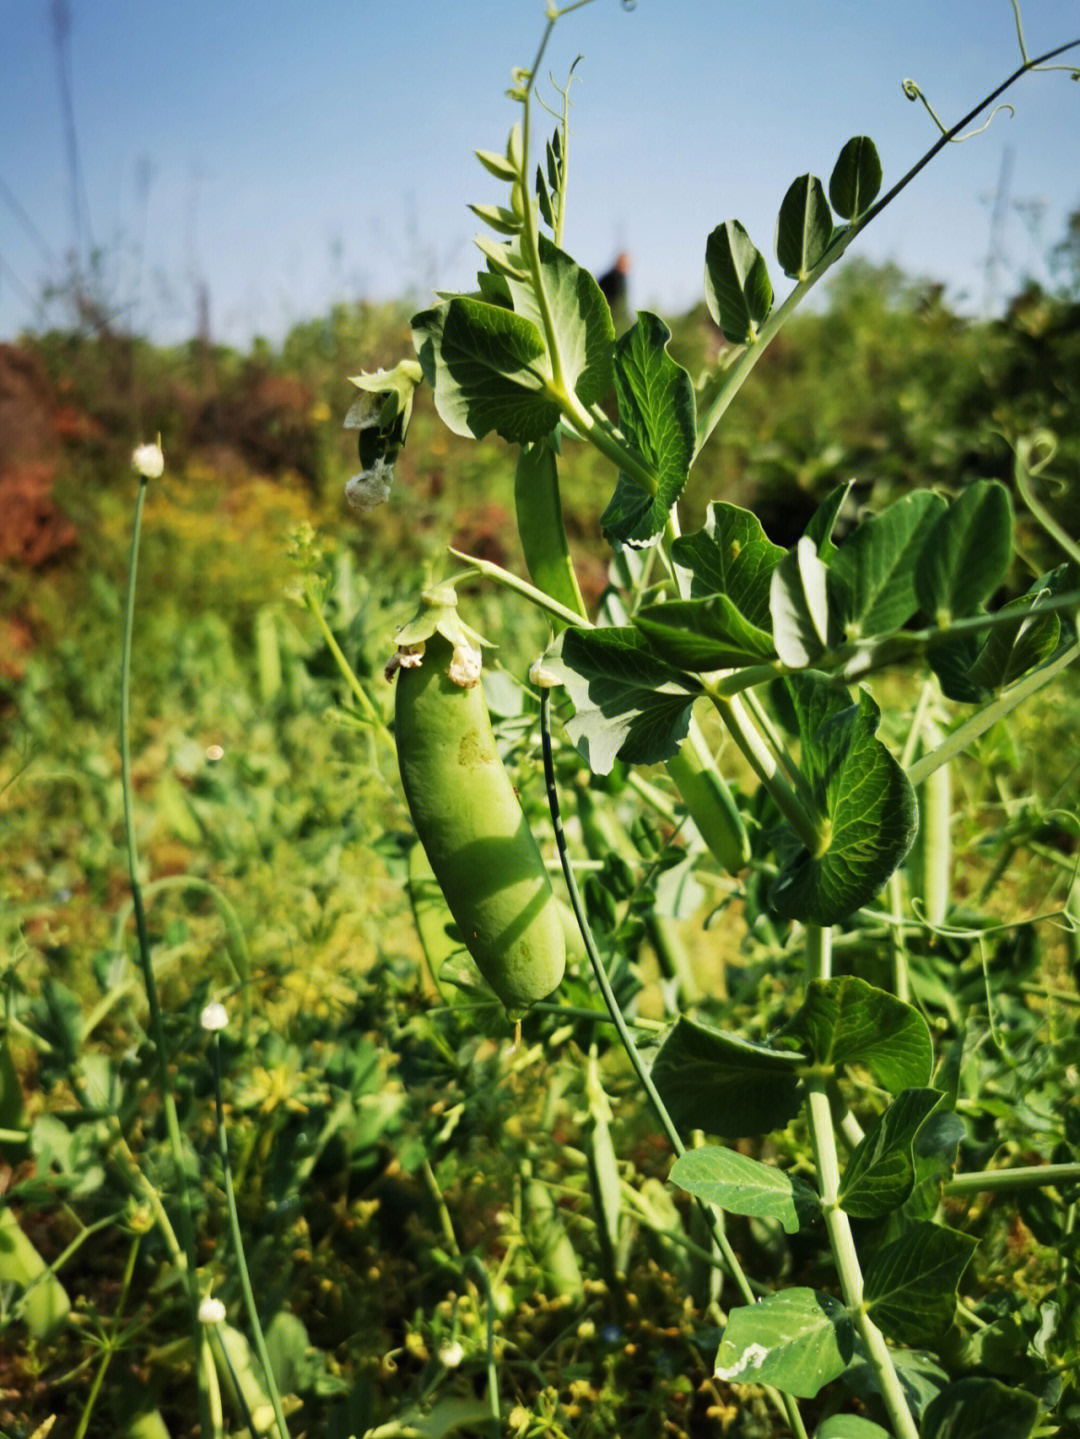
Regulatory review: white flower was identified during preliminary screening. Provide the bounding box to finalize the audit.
[448,643,482,688]
[198,1296,226,1325]
[438,1340,465,1369]
[132,441,164,479]
[345,457,393,513]
[200,1002,229,1032]
[385,644,425,682]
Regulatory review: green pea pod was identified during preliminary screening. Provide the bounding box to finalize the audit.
[395,632,565,1021]
[514,438,587,629]
[665,721,750,874]
[909,718,951,929]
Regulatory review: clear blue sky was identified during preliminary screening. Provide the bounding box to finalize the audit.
[2,0,1077,346]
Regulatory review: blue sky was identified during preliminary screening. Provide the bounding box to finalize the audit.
[2,0,1077,346]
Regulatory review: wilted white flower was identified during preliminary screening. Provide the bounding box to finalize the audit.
[132,441,164,479]
[438,1340,465,1369]
[198,1296,226,1325]
[200,1001,229,1032]
[385,644,425,682]
[529,658,560,689]
[448,643,482,688]
[345,457,393,513]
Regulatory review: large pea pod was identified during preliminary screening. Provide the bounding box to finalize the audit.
[395,632,565,1021]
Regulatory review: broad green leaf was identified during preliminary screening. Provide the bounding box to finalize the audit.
[829,136,882,220]
[804,481,854,565]
[770,678,917,926]
[634,594,775,671]
[839,1088,944,1218]
[670,1145,819,1234]
[914,480,1013,625]
[714,1289,854,1398]
[776,174,834,279]
[600,312,695,548]
[785,977,933,1093]
[704,220,774,343]
[771,538,831,667]
[863,1220,977,1345]
[364,1396,498,1439]
[412,298,559,442]
[543,626,700,774]
[672,502,786,625]
[964,585,1061,692]
[830,489,947,638]
[842,1346,949,1423]
[922,1378,1039,1439]
[816,1419,892,1439]
[507,234,615,408]
[650,1017,805,1137]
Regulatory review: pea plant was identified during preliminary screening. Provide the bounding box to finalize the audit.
[343,5,1080,1436]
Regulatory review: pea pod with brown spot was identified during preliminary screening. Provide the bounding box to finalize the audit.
[394,633,565,1021]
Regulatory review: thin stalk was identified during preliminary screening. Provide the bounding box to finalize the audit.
[803,924,918,1439]
[888,871,910,1005]
[907,641,1080,786]
[120,471,211,1433]
[539,690,809,1439]
[449,547,591,630]
[805,1082,919,1439]
[465,1256,501,1436]
[945,1161,1080,1196]
[303,580,388,736]
[72,1233,141,1439]
[707,690,825,855]
[212,1035,291,1439]
[695,32,1080,457]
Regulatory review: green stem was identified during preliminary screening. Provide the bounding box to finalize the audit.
[695,32,1080,458]
[907,641,1080,786]
[120,472,211,1433]
[945,1161,1080,1196]
[212,1036,291,1439]
[465,1256,501,1436]
[707,690,825,855]
[449,547,591,629]
[539,691,809,1439]
[803,926,919,1439]
[72,1234,141,1439]
[304,580,389,736]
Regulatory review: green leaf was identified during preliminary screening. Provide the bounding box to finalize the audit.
[776,174,834,279]
[922,1378,1039,1439]
[467,202,523,236]
[475,147,519,182]
[830,489,948,638]
[829,137,882,220]
[704,220,774,343]
[507,234,615,408]
[600,312,695,549]
[914,480,1013,625]
[714,1289,854,1398]
[863,1220,977,1345]
[543,626,700,774]
[770,678,917,926]
[670,1145,819,1234]
[412,298,559,443]
[634,594,775,671]
[839,1088,944,1218]
[650,1016,804,1138]
[785,978,933,1092]
[964,584,1062,693]
[673,501,787,625]
[842,1346,949,1422]
[804,481,854,565]
[771,537,831,666]
[815,1419,893,1439]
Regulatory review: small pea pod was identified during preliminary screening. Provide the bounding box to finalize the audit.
[393,606,565,1022]
[666,720,751,874]
[514,438,587,629]
[909,717,951,929]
